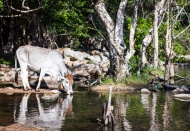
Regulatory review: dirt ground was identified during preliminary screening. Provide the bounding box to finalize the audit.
[0,84,136,94]
[0,123,46,131]
[92,84,136,92]
[0,87,57,94]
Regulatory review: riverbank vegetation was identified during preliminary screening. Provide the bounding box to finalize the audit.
[102,65,164,86]
[0,0,189,85]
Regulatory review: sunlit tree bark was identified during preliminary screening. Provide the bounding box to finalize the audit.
[93,0,138,77]
[153,0,159,69]
[164,0,190,80]
[140,0,166,67]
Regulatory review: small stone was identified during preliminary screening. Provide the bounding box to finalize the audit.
[141,88,151,94]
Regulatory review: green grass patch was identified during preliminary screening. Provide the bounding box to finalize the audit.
[101,66,164,86]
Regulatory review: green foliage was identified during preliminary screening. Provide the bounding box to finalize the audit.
[101,76,115,85]
[0,1,2,10]
[102,65,164,86]
[41,0,95,48]
[125,18,153,71]
[0,58,11,65]
[87,60,93,64]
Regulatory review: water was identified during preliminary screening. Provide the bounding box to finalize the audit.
[174,65,190,86]
[1,65,190,130]
[0,91,190,131]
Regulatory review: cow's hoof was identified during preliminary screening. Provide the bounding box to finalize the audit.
[24,89,30,91]
[36,89,40,92]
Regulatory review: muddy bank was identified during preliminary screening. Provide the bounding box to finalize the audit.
[0,123,46,131]
[91,84,136,92]
[0,87,61,94]
[0,84,143,94]
[0,85,140,94]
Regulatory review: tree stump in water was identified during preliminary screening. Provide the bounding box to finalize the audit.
[102,86,114,126]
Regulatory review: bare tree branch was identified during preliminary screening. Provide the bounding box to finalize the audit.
[174,24,190,39]
[22,0,30,10]
[0,14,21,17]
[9,6,42,13]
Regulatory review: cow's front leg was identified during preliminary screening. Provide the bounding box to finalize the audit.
[36,70,46,92]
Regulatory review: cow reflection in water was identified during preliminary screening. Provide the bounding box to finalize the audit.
[15,93,73,130]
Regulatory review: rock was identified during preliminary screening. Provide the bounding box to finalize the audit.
[91,50,101,55]
[172,85,190,94]
[73,61,80,67]
[72,64,102,76]
[63,48,85,60]
[3,76,13,82]
[0,64,10,68]
[141,88,151,94]
[172,88,184,94]
[173,94,190,99]
[7,70,16,76]
[0,71,5,77]
[50,90,61,94]
[6,87,14,90]
[0,67,10,72]
[179,85,190,92]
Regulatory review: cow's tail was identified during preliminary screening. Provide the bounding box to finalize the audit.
[14,55,19,85]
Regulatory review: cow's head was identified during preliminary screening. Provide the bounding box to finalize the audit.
[61,74,73,95]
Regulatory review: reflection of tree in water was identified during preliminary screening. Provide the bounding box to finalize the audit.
[141,92,172,131]
[149,93,159,131]
[113,96,131,131]
[141,93,159,131]
[163,92,171,131]
[15,93,73,130]
[141,94,150,111]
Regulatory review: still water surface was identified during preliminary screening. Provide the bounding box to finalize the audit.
[0,91,190,131]
[0,65,190,130]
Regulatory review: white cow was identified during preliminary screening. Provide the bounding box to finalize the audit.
[15,45,73,94]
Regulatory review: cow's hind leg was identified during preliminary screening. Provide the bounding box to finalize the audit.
[36,70,46,92]
[20,70,27,90]
[18,61,28,91]
[25,68,32,90]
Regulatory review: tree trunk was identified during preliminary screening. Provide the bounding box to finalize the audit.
[93,0,138,78]
[93,0,129,78]
[140,0,166,67]
[164,0,175,81]
[127,0,138,62]
[153,0,159,69]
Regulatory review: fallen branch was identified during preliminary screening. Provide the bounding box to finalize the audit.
[175,74,190,79]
